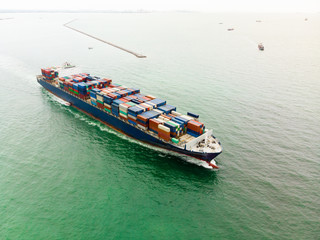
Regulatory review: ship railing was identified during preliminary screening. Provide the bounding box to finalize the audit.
[185,129,212,151]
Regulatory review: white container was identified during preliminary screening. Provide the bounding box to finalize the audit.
[104,103,111,108]
[158,124,170,132]
[119,104,129,111]
[146,95,156,99]
[158,116,169,122]
[171,111,182,116]
[181,115,194,121]
[119,113,127,118]
[128,115,137,120]
[143,103,153,110]
[155,118,165,124]
[137,124,147,131]
[96,95,104,102]
[153,109,163,114]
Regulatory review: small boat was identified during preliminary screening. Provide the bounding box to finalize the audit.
[62,62,75,69]
[256,20,262,22]
[88,47,93,50]
[258,43,264,51]
[227,28,234,31]
[305,18,308,21]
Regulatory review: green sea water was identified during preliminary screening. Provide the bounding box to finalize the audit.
[0,12,319,239]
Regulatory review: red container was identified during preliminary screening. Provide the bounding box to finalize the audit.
[97,102,104,109]
[102,78,112,84]
[161,115,172,120]
[119,98,129,103]
[139,103,151,111]
[137,114,148,122]
[120,115,127,121]
[142,97,151,101]
[149,119,162,132]
[158,128,170,141]
[128,116,136,123]
[187,120,204,133]
[130,95,138,99]
[107,93,117,99]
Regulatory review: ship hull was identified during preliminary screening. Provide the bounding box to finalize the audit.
[37,77,221,163]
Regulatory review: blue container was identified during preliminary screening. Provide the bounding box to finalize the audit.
[91,100,97,106]
[137,118,147,124]
[112,99,125,107]
[150,129,158,134]
[148,98,166,107]
[128,119,136,125]
[187,129,201,137]
[139,110,161,120]
[91,88,101,93]
[113,92,122,99]
[174,116,190,124]
[132,99,143,104]
[78,82,87,90]
[128,106,144,117]
[171,118,185,127]
[73,83,79,90]
[158,105,176,114]
[90,92,97,99]
[130,88,140,94]
[164,122,177,133]
[187,112,199,119]
[103,95,113,104]
[85,76,94,81]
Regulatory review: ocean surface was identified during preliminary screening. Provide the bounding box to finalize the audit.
[0,12,319,239]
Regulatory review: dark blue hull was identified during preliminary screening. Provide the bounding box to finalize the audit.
[37,77,221,163]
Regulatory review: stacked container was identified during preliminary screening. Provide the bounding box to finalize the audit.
[90,89,101,106]
[187,120,205,137]
[157,105,176,114]
[136,110,161,130]
[127,105,145,125]
[41,68,58,80]
[149,118,164,134]
[111,99,125,117]
[119,102,136,120]
[158,124,171,141]
[164,120,182,137]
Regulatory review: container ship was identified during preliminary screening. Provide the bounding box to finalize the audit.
[37,65,222,168]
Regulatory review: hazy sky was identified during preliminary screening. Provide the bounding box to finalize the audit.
[1,0,320,12]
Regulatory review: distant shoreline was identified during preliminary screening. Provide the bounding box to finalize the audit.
[0,10,196,13]
[1,10,318,14]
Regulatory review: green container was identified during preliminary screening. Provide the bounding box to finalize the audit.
[97,99,103,104]
[120,110,127,115]
[171,138,179,144]
[105,108,111,113]
[127,102,136,107]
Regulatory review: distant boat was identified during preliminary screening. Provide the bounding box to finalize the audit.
[256,20,262,22]
[88,47,93,50]
[219,22,223,24]
[258,43,264,51]
[305,18,308,21]
[62,62,75,69]
[227,28,234,31]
